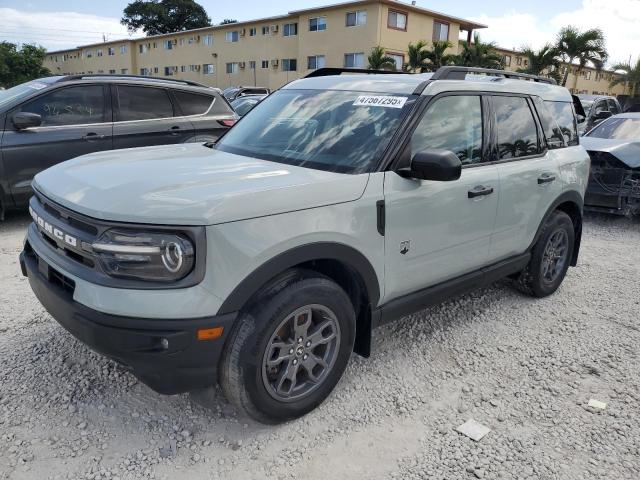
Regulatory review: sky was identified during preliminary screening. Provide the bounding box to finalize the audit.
[0,0,638,65]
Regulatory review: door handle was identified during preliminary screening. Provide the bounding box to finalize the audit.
[537,173,556,185]
[467,185,494,198]
[169,126,181,135]
[82,132,105,141]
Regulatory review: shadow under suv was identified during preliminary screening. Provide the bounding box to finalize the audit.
[0,75,237,216]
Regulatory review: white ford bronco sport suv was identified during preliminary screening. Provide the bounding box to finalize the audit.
[20,67,589,423]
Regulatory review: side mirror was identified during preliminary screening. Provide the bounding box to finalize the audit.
[13,112,42,130]
[404,149,462,182]
[593,109,612,121]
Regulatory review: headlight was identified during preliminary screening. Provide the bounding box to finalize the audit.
[92,229,195,282]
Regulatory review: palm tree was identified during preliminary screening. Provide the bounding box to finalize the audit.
[609,58,640,97]
[404,40,428,73]
[423,40,455,71]
[556,26,607,89]
[455,33,503,69]
[517,44,561,83]
[367,46,397,71]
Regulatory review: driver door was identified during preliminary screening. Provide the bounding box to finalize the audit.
[382,94,500,303]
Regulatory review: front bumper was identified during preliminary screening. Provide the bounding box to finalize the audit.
[20,244,237,395]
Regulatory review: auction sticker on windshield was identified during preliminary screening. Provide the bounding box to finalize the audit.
[353,95,407,108]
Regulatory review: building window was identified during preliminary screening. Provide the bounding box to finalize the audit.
[226,31,239,42]
[188,36,197,44]
[109,69,116,74]
[96,49,103,57]
[388,10,407,31]
[282,58,297,71]
[120,45,128,54]
[164,66,176,76]
[585,70,591,80]
[140,68,151,76]
[180,65,186,72]
[307,55,326,70]
[226,62,239,74]
[283,23,298,36]
[121,69,129,74]
[433,21,449,41]
[503,55,511,66]
[261,60,269,69]
[249,27,257,36]
[203,34,213,45]
[108,47,115,56]
[262,26,270,35]
[309,16,327,31]
[139,44,149,54]
[346,11,367,27]
[203,64,215,74]
[249,60,256,69]
[516,57,522,66]
[344,52,365,68]
[164,40,173,50]
[387,53,404,70]
[86,50,93,58]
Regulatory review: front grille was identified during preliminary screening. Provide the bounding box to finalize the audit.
[24,241,76,295]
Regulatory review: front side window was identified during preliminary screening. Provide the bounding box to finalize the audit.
[607,99,620,114]
[309,16,327,31]
[493,96,539,159]
[116,86,173,121]
[587,117,640,140]
[283,23,298,36]
[344,52,365,68]
[216,89,410,174]
[282,59,297,71]
[346,10,367,27]
[411,95,483,165]
[433,21,449,41]
[307,55,326,70]
[226,31,239,42]
[173,90,213,116]
[16,85,105,127]
[388,10,407,30]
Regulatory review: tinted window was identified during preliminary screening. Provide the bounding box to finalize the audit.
[587,117,640,140]
[607,99,620,114]
[17,85,105,127]
[545,101,578,146]
[411,95,483,165]
[532,97,565,149]
[593,100,608,114]
[173,90,213,116]
[116,86,173,121]
[494,96,539,159]
[217,89,409,174]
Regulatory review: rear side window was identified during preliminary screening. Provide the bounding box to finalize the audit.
[17,85,105,127]
[544,101,578,146]
[493,96,539,159]
[173,90,214,116]
[116,86,174,121]
[532,97,565,149]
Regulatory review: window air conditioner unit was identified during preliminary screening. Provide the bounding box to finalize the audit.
[240,28,246,36]
[239,62,246,69]
[271,59,279,67]
[271,24,279,32]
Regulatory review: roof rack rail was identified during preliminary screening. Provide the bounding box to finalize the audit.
[56,74,208,88]
[304,67,409,78]
[430,66,557,85]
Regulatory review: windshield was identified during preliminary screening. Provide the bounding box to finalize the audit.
[587,117,640,140]
[216,89,411,174]
[222,87,240,100]
[0,79,54,109]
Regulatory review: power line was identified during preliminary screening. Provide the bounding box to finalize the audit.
[0,25,128,35]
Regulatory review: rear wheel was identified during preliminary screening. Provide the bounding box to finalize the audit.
[219,271,355,423]
[516,210,574,297]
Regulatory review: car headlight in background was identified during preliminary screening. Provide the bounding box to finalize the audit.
[91,229,195,282]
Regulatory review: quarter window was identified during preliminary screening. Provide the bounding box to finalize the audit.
[544,101,579,146]
[433,21,449,41]
[388,10,407,30]
[532,97,565,149]
[493,96,539,159]
[116,86,174,121]
[16,86,105,127]
[309,16,327,31]
[172,90,213,116]
[346,11,367,27]
[411,95,483,165]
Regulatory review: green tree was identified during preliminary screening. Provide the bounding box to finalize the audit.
[455,33,503,69]
[423,40,455,71]
[404,40,428,73]
[367,46,397,70]
[517,44,561,82]
[555,26,607,89]
[609,59,640,97]
[121,0,211,36]
[0,42,50,88]
[219,19,238,25]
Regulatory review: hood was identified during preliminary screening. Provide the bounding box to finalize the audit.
[580,137,640,169]
[33,143,369,225]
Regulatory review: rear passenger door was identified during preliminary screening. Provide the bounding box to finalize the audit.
[171,89,230,142]
[112,84,195,149]
[488,95,562,262]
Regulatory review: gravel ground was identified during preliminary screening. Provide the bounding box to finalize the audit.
[1,211,639,480]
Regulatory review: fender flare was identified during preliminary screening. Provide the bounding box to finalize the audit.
[217,242,381,315]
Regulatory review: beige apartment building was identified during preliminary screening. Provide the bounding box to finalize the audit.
[43,0,625,96]
[43,0,484,90]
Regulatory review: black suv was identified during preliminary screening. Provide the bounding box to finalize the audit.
[0,75,237,216]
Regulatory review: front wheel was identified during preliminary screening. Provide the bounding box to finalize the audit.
[218,271,355,423]
[515,210,575,297]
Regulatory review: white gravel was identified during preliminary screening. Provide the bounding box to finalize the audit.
[1,210,639,480]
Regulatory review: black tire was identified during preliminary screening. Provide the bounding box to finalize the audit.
[515,210,575,297]
[218,270,356,424]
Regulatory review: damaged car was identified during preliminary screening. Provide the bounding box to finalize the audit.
[581,112,640,216]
